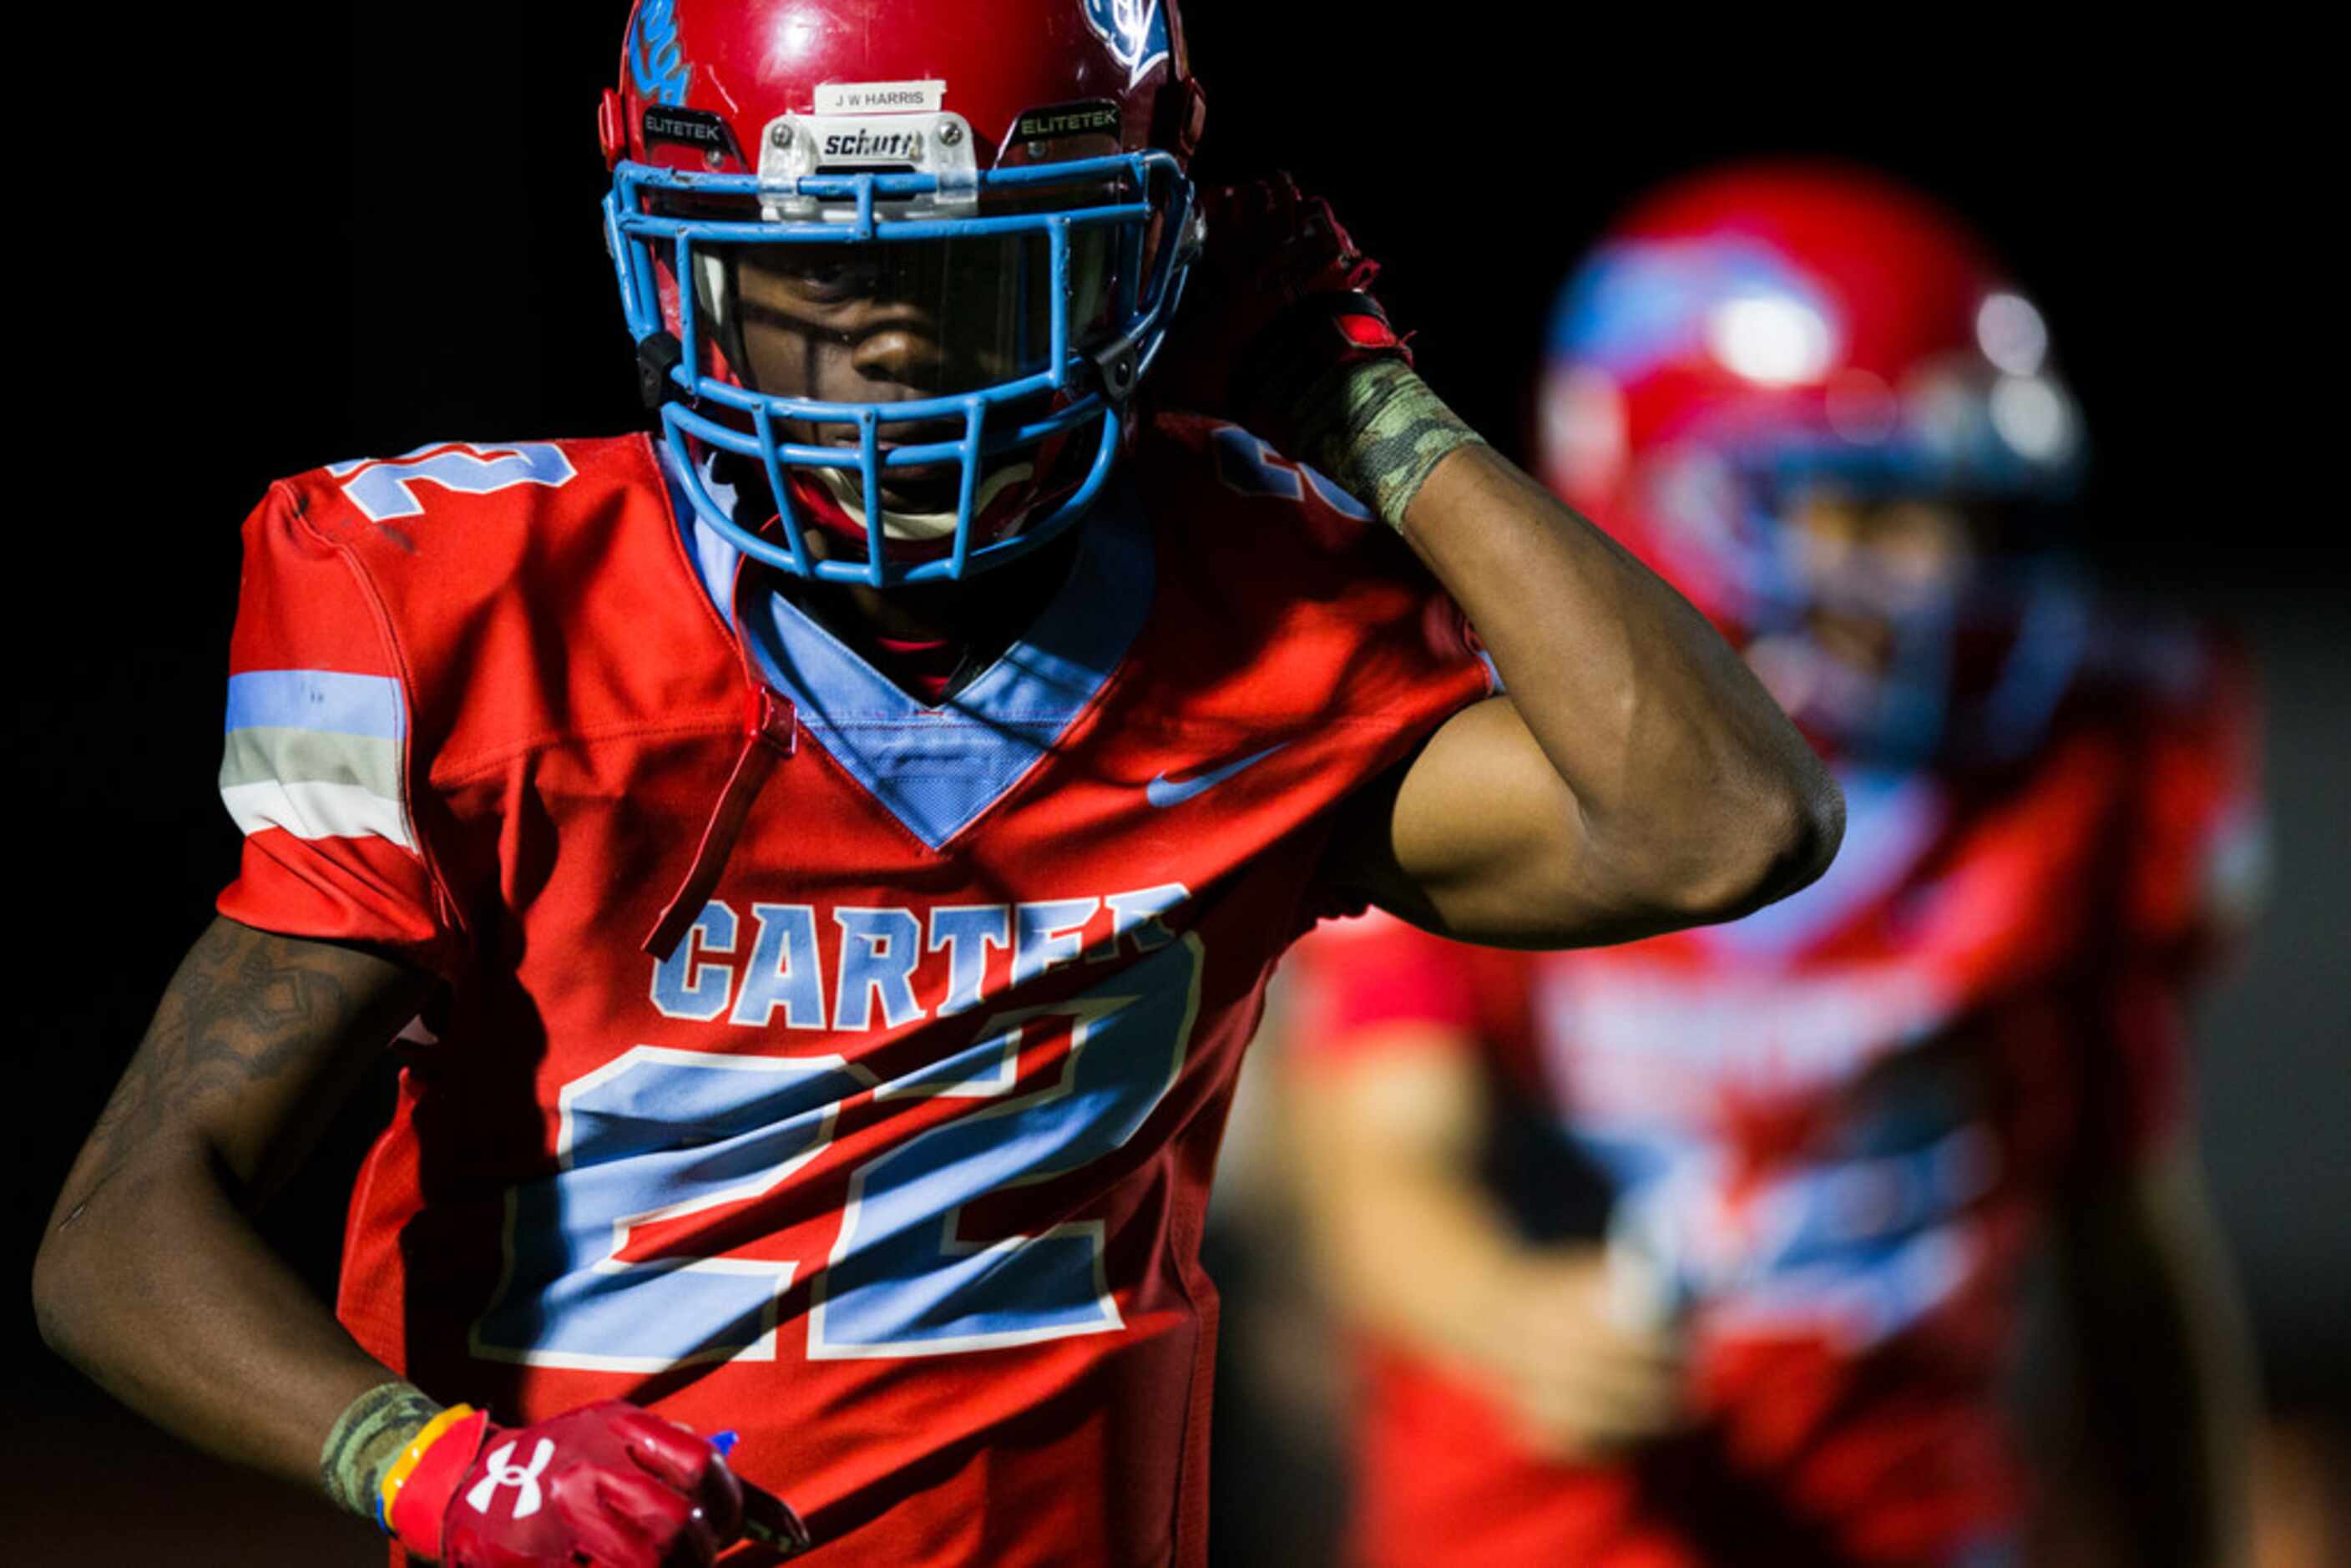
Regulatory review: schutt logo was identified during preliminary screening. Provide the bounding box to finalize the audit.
[822,128,925,162]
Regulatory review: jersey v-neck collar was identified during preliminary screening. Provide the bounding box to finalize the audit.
[656,443,1156,852]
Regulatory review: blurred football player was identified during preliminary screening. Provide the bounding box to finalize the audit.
[1285,163,2263,1568]
[29,4,1842,1565]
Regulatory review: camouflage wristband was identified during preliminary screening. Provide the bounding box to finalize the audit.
[320,1379,445,1526]
[1292,357,1485,530]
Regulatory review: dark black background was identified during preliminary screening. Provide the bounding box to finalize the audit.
[13,6,2343,1560]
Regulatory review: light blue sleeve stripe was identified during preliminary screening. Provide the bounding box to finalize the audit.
[225,670,407,741]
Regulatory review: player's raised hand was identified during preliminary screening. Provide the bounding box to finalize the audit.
[381,1399,810,1565]
[1152,172,1411,451]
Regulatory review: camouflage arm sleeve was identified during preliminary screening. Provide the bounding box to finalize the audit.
[319,1378,444,1522]
[1292,358,1487,530]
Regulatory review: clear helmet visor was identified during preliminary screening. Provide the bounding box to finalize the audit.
[705,229,1120,397]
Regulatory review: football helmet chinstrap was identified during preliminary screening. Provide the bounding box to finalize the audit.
[603,0,1208,586]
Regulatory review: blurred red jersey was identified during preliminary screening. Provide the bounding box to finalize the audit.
[1287,626,2262,1568]
[215,414,1491,1566]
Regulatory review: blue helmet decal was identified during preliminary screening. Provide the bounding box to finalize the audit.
[1083,0,1170,86]
[630,0,692,108]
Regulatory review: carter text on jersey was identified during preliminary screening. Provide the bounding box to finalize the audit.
[650,885,1193,1031]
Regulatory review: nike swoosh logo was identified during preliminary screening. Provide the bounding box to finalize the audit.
[1145,743,1291,809]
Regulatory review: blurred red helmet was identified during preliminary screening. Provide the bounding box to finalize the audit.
[1539,162,2089,760]
[601,0,1209,586]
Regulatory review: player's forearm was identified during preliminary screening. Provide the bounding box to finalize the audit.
[2061,1149,2258,1568]
[34,918,437,1502]
[1301,363,1840,919]
[2067,1267,2248,1568]
[34,1141,400,1493]
[1292,1045,1527,1371]
[1409,444,1837,915]
[1300,1094,1573,1383]
[1312,1155,1534,1369]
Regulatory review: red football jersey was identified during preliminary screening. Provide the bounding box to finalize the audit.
[215,414,1493,1565]
[1287,629,2262,1568]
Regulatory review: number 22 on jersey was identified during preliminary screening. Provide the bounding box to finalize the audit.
[472,933,1205,1368]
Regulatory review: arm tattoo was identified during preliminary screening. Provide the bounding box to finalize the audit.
[320,1379,445,1523]
[1292,358,1486,530]
[57,919,419,1230]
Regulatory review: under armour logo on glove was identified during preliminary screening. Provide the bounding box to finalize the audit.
[381,1399,811,1565]
[463,1435,555,1520]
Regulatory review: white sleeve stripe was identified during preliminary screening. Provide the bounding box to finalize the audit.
[220,778,416,852]
[220,726,402,801]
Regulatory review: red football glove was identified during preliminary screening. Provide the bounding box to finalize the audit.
[382,1400,811,1565]
[1151,171,1412,452]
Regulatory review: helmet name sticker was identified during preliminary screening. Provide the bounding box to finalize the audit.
[1014,99,1122,149]
[813,80,946,115]
[1082,0,1170,87]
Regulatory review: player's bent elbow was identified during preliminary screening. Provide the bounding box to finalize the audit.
[1642,770,1845,927]
[1479,776,1843,948]
[31,1222,99,1368]
[1710,771,1845,917]
[33,1159,176,1373]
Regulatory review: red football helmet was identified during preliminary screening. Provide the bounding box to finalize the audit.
[1539,162,2089,761]
[602,0,1209,586]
